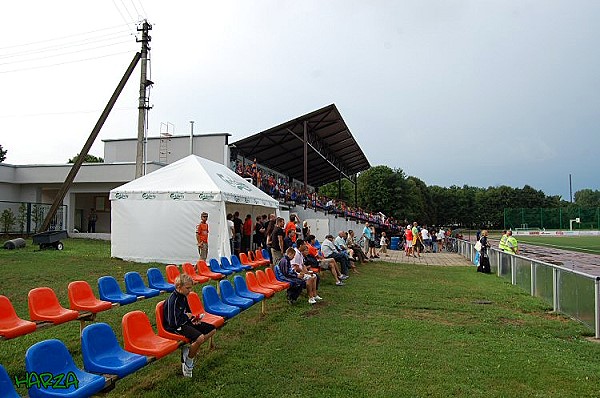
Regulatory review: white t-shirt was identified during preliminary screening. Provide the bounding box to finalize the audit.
[437,230,445,240]
[421,229,430,240]
[227,220,234,239]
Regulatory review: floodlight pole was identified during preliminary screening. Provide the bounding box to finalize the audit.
[39,52,142,233]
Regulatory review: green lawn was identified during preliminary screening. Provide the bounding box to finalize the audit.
[2,239,600,397]
[515,235,600,254]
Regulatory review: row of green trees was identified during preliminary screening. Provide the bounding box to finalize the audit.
[319,165,597,229]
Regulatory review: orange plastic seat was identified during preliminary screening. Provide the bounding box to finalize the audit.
[122,310,179,358]
[0,295,37,339]
[265,267,290,289]
[165,264,181,284]
[155,301,189,343]
[245,272,275,298]
[254,250,271,266]
[28,287,80,325]
[239,252,261,268]
[182,262,210,284]
[256,270,285,292]
[68,281,113,313]
[187,291,225,329]
[196,260,225,280]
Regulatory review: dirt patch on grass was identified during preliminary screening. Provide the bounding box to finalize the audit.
[498,317,525,326]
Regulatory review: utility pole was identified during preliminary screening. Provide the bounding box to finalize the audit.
[189,121,194,155]
[135,20,152,179]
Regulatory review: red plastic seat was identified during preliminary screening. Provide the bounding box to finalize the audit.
[155,301,190,343]
[196,260,225,280]
[256,270,285,292]
[68,281,113,313]
[182,262,210,284]
[245,272,275,298]
[28,287,80,325]
[0,295,37,339]
[187,292,225,329]
[122,310,179,358]
[239,252,261,268]
[165,264,181,284]
[265,267,290,289]
[254,250,271,266]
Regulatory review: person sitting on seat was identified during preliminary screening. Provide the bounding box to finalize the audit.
[321,234,352,278]
[163,274,216,377]
[305,235,345,286]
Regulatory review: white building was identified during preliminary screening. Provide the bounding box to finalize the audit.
[0,133,231,233]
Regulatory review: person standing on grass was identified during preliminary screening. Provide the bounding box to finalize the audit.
[87,208,97,233]
[163,274,216,377]
[405,225,413,257]
[270,217,286,266]
[196,212,209,261]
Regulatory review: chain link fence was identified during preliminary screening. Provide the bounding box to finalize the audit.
[504,207,600,230]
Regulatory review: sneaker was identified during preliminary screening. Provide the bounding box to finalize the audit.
[314,295,323,301]
[335,281,345,286]
[340,274,349,280]
[308,297,316,304]
[182,362,193,378]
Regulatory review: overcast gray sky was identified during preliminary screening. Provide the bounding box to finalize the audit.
[1,1,598,200]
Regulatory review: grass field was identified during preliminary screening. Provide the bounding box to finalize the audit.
[2,239,600,397]
[514,235,600,254]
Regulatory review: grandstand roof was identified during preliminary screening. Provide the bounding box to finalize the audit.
[231,104,371,187]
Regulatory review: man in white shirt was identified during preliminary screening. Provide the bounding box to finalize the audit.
[321,235,350,278]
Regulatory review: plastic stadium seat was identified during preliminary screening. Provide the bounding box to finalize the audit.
[254,249,271,266]
[28,287,80,325]
[256,270,285,292]
[67,281,113,313]
[0,295,36,339]
[218,280,254,310]
[81,323,147,379]
[265,267,290,289]
[230,255,252,271]
[124,272,160,298]
[220,256,244,272]
[98,276,137,306]
[147,268,175,292]
[122,311,179,359]
[25,339,106,398]
[0,363,19,398]
[201,286,241,319]
[196,260,225,281]
[262,248,272,263]
[245,272,275,298]
[249,251,269,267]
[239,252,261,269]
[165,264,181,284]
[233,275,265,303]
[182,263,210,284]
[155,301,190,343]
[187,292,225,329]
[209,258,233,276]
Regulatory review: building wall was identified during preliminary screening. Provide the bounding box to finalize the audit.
[103,133,230,165]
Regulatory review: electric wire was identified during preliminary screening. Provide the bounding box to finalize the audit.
[0,50,133,74]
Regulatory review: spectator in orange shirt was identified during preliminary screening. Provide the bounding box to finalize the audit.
[285,214,299,242]
[196,212,209,260]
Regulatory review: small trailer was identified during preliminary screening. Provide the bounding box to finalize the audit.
[33,230,68,250]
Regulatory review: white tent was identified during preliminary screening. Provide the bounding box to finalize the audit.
[110,155,279,264]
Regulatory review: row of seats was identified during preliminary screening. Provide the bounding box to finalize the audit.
[0,267,177,340]
[1,268,289,397]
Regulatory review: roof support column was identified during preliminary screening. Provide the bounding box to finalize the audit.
[303,121,308,192]
[354,173,358,207]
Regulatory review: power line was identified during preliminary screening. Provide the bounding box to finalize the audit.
[0,107,138,119]
[0,50,134,74]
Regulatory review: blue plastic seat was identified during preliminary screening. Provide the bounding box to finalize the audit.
[219,280,254,310]
[201,285,240,319]
[0,364,19,398]
[98,276,137,305]
[209,258,233,275]
[221,256,244,272]
[230,255,252,271]
[25,339,106,398]
[262,248,271,262]
[81,323,147,379]
[233,275,264,303]
[146,268,175,292]
[124,272,160,298]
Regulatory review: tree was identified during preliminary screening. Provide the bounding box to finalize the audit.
[1,209,16,234]
[0,144,6,163]
[574,189,600,208]
[68,153,103,163]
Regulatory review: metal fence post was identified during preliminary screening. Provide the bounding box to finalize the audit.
[497,250,501,277]
[530,261,536,296]
[553,268,559,312]
[594,277,600,339]
[511,255,516,285]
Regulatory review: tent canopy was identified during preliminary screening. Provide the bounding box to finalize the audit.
[110,155,278,264]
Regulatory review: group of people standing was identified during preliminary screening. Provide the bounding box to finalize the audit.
[402,222,447,257]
